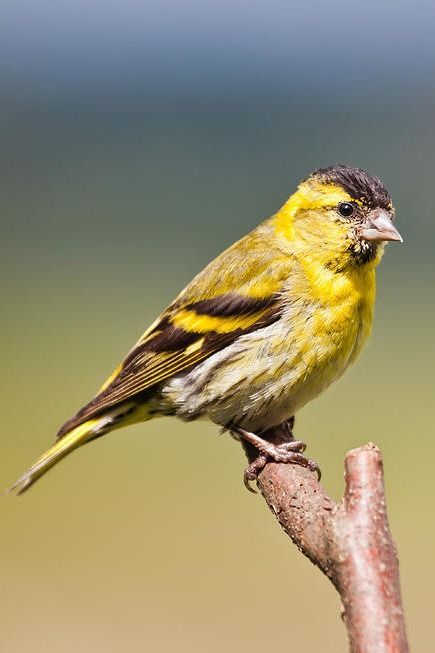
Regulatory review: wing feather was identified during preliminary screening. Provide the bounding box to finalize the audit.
[57,219,293,438]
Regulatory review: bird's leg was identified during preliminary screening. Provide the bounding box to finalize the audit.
[231,420,320,492]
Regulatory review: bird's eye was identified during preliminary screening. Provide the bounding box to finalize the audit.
[338,202,355,218]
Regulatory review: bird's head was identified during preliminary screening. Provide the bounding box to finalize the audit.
[278,165,402,270]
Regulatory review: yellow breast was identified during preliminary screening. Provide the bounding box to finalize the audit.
[288,255,377,395]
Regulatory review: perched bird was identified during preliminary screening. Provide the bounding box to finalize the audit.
[9,165,402,494]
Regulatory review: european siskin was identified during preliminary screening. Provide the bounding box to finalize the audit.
[9,165,402,494]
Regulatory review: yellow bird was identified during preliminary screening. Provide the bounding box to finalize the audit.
[9,165,402,494]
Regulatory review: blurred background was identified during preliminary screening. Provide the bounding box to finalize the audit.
[1,1,434,651]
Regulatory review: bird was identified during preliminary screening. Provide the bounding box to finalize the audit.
[8,164,402,494]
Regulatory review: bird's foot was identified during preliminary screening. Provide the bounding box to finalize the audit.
[231,426,321,493]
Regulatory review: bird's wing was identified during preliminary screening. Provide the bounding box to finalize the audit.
[57,221,294,437]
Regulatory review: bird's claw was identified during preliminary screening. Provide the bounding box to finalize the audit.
[243,454,268,493]
[242,439,321,492]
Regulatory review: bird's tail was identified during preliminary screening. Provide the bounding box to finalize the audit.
[4,390,152,494]
[6,417,109,495]
[6,398,150,495]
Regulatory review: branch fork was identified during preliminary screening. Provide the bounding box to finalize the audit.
[247,437,409,653]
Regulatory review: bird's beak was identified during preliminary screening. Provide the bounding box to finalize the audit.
[360,210,403,243]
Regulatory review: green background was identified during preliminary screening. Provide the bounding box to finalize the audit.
[1,2,435,651]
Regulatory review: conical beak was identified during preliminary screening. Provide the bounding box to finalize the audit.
[360,210,403,243]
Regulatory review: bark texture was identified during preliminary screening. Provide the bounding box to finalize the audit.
[250,439,409,653]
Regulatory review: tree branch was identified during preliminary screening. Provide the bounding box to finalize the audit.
[248,437,409,653]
